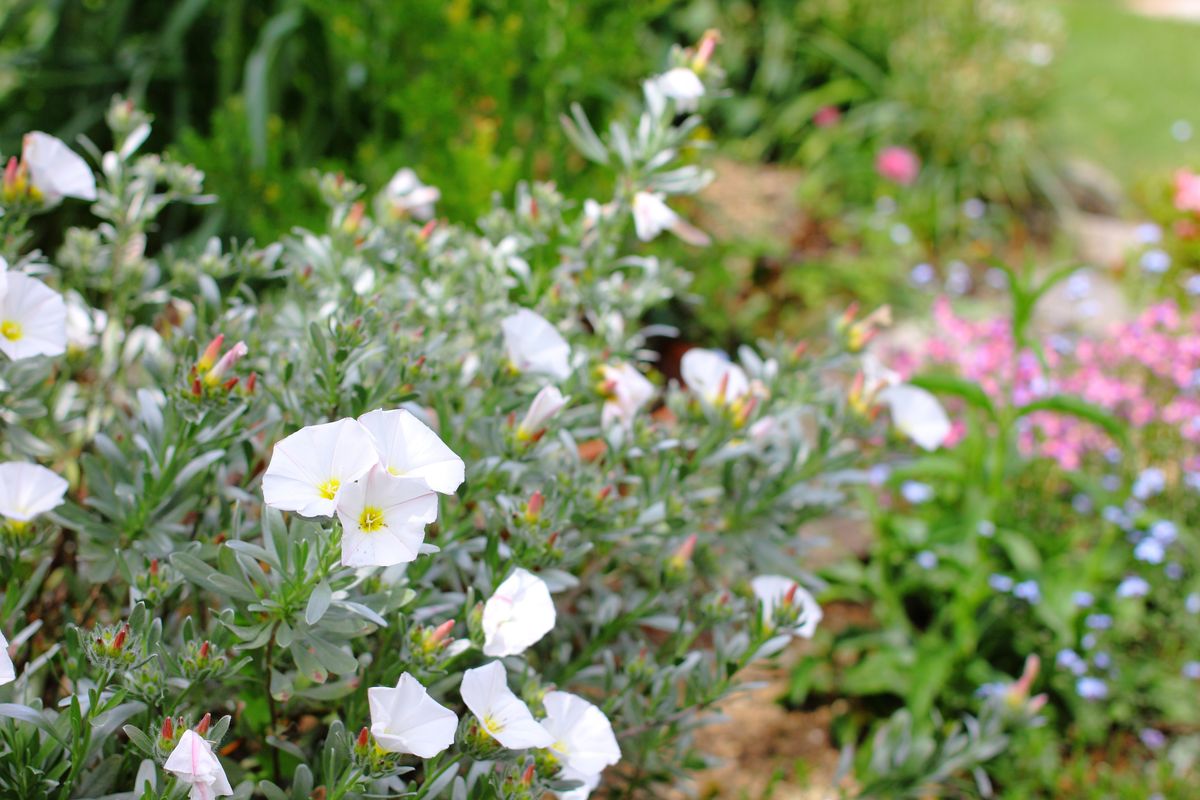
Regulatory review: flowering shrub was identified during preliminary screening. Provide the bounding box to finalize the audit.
[806,272,1200,794]
[0,49,866,799]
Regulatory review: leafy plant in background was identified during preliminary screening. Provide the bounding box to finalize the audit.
[802,267,1200,795]
[0,49,878,799]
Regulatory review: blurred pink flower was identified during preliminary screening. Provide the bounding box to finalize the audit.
[1173,169,1200,214]
[876,146,920,186]
[813,106,841,128]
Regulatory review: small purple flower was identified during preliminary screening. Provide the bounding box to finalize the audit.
[977,520,996,538]
[1076,676,1108,700]
[916,550,938,570]
[1082,633,1097,650]
[1187,276,1200,297]
[1013,580,1040,603]
[1134,222,1162,244]
[1139,729,1166,750]
[1072,591,1094,608]
[900,481,934,504]
[1085,613,1112,630]
[984,268,1008,289]
[1132,468,1165,500]
[1134,538,1165,565]
[1139,249,1170,274]
[1071,494,1093,514]
[1101,506,1127,526]
[1165,563,1183,581]
[1117,576,1150,598]
[1149,520,1177,544]
[1186,593,1200,614]
[890,223,913,245]
[867,464,891,486]
[963,198,986,220]
[910,263,935,286]
[1056,649,1086,676]
[1183,661,1200,680]
[1101,475,1121,492]
[1092,652,1111,670]
[988,574,1014,592]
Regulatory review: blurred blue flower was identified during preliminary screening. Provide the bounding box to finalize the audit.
[1117,576,1150,598]
[1149,520,1177,544]
[890,223,912,245]
[1165,563,1183,581]
[1139,729,1166,750]
[900,481,934,504]
[910,263,935,286]
[1093,652,1111,670]
[1056,649,1086,676]
[988,574,1014,592]
[1132,468,1165,500]
[916,550,938,570]
[1134,222,1162,244]
[1085,614,1112,630]
[1134,538,1165,565]
[1013,580,1040,603]
[1186,593,1200,614]
[963,198,986,219]
[1072,591,1094,608]
[1082,633,1097,650]
[1075,676,1108,700]
[1139,249,1170,274]
[977,520,996,538]
[1184,661,1200,680]
[1187,275,1200,296]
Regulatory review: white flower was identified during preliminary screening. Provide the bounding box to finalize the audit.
[383,168,440,221]
[261,419,379,517]
[21,132,97,203]
[631,191,709,246]
[335,465,438,567]
[368,672,457,758]
[599,362,654,429]
[541,691,620,794]
[501,308,571,381]
[751,575,823,639]
[163,730,233,800]
[64,290,107,351]
[460,661,553,749]
[556,768,601,800]
[0,630,15,685]
[879,385,951,451]
[653,67,705,112]
[358,408,465,494]
[482,568,556,657]
[680,348,749,409]
[0,266,67,361]
[517,386,568,441]
[0,462,68,523]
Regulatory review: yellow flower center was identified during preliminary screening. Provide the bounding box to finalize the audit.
[386,465,406,477]
[483,715,503,735]
[358,505,385,532]
[317,478,341,500]
[1,320,22,341]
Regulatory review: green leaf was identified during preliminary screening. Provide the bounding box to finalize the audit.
[907,373,996,420]
[1014,395,1128,445]
[305,580,332,625]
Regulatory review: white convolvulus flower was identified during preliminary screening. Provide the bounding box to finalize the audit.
[482,567,556,657]
[460,661,553,749]
[368,672,457,758]
[751,575,823,639]
[21,131,97,204]
[501,308,572,381]
[878,384,951,451]
[541,691,621,794]
[335,465,438,567]
[653,67,705,111]
[261,419,379,517]
[357,408,465,495]
[0,630,15,685]
[631,191,710,246]
[383,167,440,221]
[599,362,655,429]
[64,290,107,351]
[0,462,68,523]
[680,348,749,409]
[517,386,568,441]
[163,730,233,800]
[0,264,67,361]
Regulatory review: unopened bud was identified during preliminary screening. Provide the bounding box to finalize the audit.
[521,763,536,785]
[524,491,545,522]
[195,712,211,735]
[430,619,455,645]
[197,334,224,371]
[356,726,370,749]
[113,624,129,651]
[161,717,174,741]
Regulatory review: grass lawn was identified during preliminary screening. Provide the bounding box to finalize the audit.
[1051,0,1200,188]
